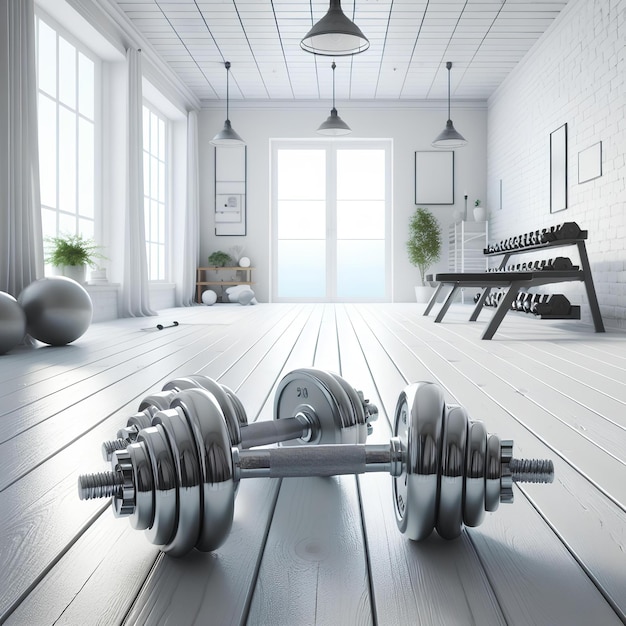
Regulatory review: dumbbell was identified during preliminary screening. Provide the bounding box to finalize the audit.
[534,294,572,317]
[78,380,554,557]
[103,368,378,461]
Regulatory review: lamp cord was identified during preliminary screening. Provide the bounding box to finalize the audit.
[447,64,451,120]
[332,61,336,109]
[225,61,231,121]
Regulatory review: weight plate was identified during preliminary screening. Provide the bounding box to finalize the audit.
[126,442,155,530]
[165,375,245,445]
[485,434,501,512]
[153,408,202,556]
[436,405,468,540]
[393,382,443,541]
[329,372,368,443]
[274,368,357,445]
[138,390,177,414]
[172,388,236,552]
[463,420,487,527]
[138,425,178,547]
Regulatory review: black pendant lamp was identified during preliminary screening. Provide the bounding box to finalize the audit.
[432,62,467,149]
[211,61,245,146]
[301,0,369,56]
[317,62,351,136]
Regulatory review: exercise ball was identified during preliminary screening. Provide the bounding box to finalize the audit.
[18,277,93,346]
[201,289,218,305]
[238,289,255,306]
[0,291,27,354]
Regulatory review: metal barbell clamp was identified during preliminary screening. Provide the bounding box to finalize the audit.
[79,375,554,557]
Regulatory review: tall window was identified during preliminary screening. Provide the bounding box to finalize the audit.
[36,16,96,240]
[142,104,167,281]
[272,140,391,302]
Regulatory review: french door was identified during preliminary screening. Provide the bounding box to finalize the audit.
[271,140,391,302]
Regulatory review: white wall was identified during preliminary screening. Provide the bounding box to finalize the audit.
[487,0,626,328]
[198,102,487,302]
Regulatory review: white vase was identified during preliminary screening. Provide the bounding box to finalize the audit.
[61,265,87,284]
[415,285,435,303]
[473,206,487,221]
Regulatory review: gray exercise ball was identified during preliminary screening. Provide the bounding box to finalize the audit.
[18,276,93,346]
[0,291,27,354]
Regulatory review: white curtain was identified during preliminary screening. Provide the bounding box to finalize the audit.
[174,110,200,307]
[0,0,44,297]
[119,48,155,317]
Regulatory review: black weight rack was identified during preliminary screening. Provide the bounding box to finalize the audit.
[424,222,605,340]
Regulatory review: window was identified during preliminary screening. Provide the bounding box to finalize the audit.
[142,104,168,281]
[272,140,391,302]
[36,15,97,241]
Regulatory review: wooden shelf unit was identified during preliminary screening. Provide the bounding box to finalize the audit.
[196,266,254,303]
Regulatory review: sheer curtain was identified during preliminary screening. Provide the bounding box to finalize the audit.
[174,110,200,307]
[119,48,155,317]
[0,0,44,297]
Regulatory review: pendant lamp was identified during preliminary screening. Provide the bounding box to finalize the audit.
[432,62,467,149]
[317,62,351,136]
[301,0,369,56]
[211,61,245,146]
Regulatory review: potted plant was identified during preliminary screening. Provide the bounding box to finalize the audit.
[45,233,106,284]
[208,251,232,267]
[407,207,442,303]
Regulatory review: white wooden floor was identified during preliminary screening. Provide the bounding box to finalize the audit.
[1,303,625,626]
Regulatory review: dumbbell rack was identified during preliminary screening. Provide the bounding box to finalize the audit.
[424,222,605,340]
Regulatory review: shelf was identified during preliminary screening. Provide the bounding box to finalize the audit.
[196,266,254,303]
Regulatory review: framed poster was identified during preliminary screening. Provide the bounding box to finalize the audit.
[578,141,602,183]
[550,123,567,213]
[215,145,247,235]
[415,151,454,205]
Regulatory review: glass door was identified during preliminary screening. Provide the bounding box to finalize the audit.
[272,140,391,302]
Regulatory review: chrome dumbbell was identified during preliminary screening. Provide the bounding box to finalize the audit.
[78,379,554,557]
[102,368,378,462]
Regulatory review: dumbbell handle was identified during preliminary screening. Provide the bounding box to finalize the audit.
[234,441,403,479]
[233,440,554,485]
[240,414,312,449]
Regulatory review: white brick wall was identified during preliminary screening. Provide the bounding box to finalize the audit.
[487,0,626,328]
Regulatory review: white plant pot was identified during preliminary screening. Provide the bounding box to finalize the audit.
[473,206,487,221]
[415,285,435,303]
[61,265,87,284]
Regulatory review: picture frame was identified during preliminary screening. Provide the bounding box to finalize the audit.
[415,150,454,205]
[550,123,568,213]
[215,145,247,235]
[578,141,602,184]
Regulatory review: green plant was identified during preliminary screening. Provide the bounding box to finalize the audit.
[474,199,481,207]
[45,233,106,268]
[208,251,232,267]
[407,207,442,286]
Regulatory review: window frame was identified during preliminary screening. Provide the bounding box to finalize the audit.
[142,100,170,282]
[35,9,101,246]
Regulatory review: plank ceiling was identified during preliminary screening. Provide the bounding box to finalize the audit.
[113,0,570,102]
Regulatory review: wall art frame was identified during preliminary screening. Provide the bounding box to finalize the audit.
[550,123,568,213]
[214,145,247,236]
[414,150,454,205]
[578,141,602,184]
